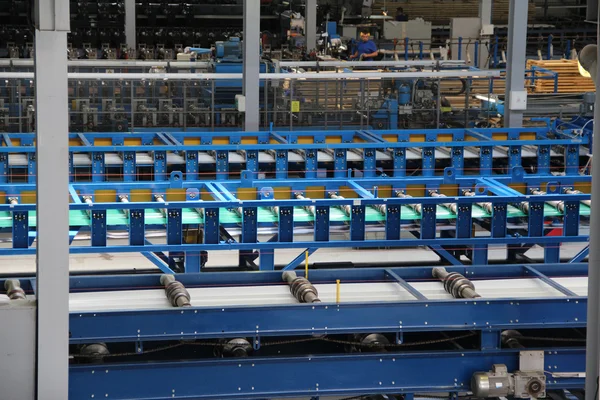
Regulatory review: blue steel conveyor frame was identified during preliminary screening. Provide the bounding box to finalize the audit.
[2,263,587,399]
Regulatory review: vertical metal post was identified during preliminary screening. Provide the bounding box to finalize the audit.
[125,0,136,51]
[34,0,70,395]
[585,7,600,398]
[306,0,318,52]
[479,0,492,26]
[243,0,261,131]
[504,0,528,127]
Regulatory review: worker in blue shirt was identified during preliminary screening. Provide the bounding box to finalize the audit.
[350,32,378,61]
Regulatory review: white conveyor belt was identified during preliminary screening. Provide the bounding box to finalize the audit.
[67,276,586,313]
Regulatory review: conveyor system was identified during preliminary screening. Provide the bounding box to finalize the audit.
[0,126,591,270]
[0,126,589,184]
[0,263,588,399]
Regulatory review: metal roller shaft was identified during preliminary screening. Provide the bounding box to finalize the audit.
[432,267,481,299]
[501,330,525,349]
[295,192,316,216]
[395,191,422,214]
[329,193,351,217]
[462,190,492,214]
[282,271,320,303]
[160,274,191,307]
[118,194,130,218]
[564,189,591,208]
[154,194,168,218]
[429,190,457,214]
[4,279,26,300]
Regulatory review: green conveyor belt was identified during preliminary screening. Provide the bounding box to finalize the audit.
[0,204,590,229]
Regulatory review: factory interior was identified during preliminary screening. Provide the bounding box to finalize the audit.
[2,0,600,399]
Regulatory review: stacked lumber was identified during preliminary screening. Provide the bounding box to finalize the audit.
[372,0,535,25]
[526,59,595,94]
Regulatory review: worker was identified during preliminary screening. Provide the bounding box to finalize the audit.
[350,31,379,61]
[395,7,408,21]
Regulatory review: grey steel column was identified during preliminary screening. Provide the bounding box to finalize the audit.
[243,0,261,131]
[125,0,136,51]
[479,0,492,26]
[306,0,318,52]
[34,0,70,397]
[504,0,528,128]
[585,7,600,399]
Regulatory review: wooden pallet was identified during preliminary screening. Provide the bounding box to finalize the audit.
[526,59,595,94]
[372,0,535,25]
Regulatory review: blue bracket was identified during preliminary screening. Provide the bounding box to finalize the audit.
[0,152,7,184]
[123,151,136,182]
[92,152,105,182]
[480,146,492,176]
[154,151,167,181]
[334,149,347,178]
[314,206,330,242]
[421,204,436,239]
[166,208,182,245]
[528,202,544,237]
[491,203,508,238]
[537,145,551,174]
[242,207,258,244]
[91,209,107,247]
[215,150,229,180]
[350,204,366,241]
[393,148,406,177]
[12,211,28,249]
[185,151,198,181]
[27,153,35,184]
[422,147,435,177]
[563,201,580,237]
[565,145,579,175]
[246,150,259,173]
[386,205,401,240]
[363,149,377,178]
[305,149,317,179]
[481,330,501,351]
[278,207,294,243]
[276,150,288,179]
[204,208,220,244]
[129,209,145,246]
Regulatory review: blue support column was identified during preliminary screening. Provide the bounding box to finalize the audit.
[508,145,522,169]
[421,204,436,240]
[456,204,472,239]
[68,152,73,183]
[334,150,347,178]
[305,149,317,178]
[92,152,105,182]
[246,150,259,173]
[452,147,465,175]
[129,209,145,246]
[422,148,435,177]
[363,149,376,177]
[350,205,366,241]
[276,150,288,179]
[491,203,508,237]
[167,208,182,245]
[27,152,36,183]
[185,151,198,181]
[314,206,330,242]
[278,206,294,242]
[565,145,579,175]
[12,211,29,248]
[216,150,229,180]
[528,202,544,237]
[480,146,492,176]
[386,205,401,240]
[564,201,580,237]
[242,207,258,244]
[393,149,406,177]
[481,330,501,351]
[0,153,7,184]
[91,210,107,247]
[123,151,136,182]
[537,145,551,174]
[204,208,220,244]
[154,151,167,181]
